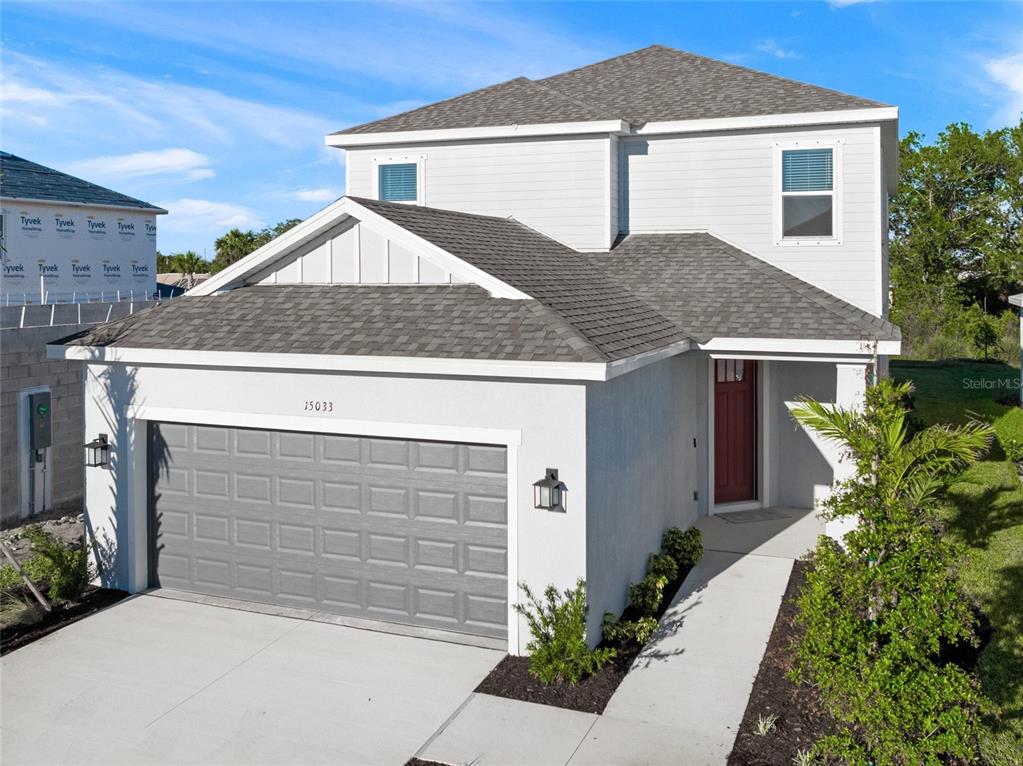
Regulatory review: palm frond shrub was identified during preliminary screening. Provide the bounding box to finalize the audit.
[22,525,93,603]
[790,378,992,765]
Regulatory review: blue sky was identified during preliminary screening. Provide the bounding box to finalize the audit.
[2,1,1021,256]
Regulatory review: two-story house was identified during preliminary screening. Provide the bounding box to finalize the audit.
[52,45,900,653]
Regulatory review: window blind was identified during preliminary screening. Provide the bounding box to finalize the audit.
[379,163,418,202]
[782,149,833,192]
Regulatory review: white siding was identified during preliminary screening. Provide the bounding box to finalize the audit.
[346,136,610,252]
[251,220,457,286]
[621,125,882,313]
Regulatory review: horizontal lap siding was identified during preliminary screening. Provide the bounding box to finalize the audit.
[346,137,610,252]
[622,125,880,314]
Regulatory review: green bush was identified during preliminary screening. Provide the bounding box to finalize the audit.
[22,525,92,603]
[514,579,615,685]
[661,526,703,569]
[628,573,668,617]
[0,555,56,589]
[645,552,678,583]
[601,612,658,645]
[790,379,992,764]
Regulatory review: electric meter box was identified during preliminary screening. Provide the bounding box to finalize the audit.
[29,391,52,450]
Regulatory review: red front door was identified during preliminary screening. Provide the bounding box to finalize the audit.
[714,359,757,504]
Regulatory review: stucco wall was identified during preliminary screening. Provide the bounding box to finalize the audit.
[768,361,839,509]
[583,355,703,640]
[82,362,590,654]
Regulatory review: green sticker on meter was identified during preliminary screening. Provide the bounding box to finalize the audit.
[36,403,49,416]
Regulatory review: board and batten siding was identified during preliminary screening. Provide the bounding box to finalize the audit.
[620,124,883,314]
[345,136,613,252]
[250,220,462,286]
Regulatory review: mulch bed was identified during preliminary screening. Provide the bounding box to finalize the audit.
[728,560,992,765]
[728,560,835,764]
[474,564,694,714]
[1,585,128,655]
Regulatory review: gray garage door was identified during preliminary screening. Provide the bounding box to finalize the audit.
[149,423,508,639]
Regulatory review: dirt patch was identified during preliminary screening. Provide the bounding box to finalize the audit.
[2,510,84,565]
[728,561,836,765]
[1,586,128,656]
[474,564,693,715]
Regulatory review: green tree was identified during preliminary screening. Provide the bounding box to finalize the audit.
[890,121,1023,358]
[211,219,302,273]
[790,379,993,764]
[172,250,210,274]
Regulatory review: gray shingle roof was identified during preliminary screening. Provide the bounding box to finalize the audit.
[598,233,900,343]
[337,45,886,135]
[0,152,165,211]
[339,77,619,135]
[351,197,688,360]
[62,284,613,363]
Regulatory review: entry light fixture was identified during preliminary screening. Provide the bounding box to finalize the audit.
[533,468,567,513]
[84,434,110,467]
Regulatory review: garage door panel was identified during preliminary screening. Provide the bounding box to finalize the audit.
[150,424,508,639]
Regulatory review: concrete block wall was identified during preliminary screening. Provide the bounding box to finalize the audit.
[1,301,151,527]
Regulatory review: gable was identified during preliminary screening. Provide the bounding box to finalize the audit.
[248,218,464,286]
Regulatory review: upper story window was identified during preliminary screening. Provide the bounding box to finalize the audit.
[378,162,418,203]
[782,148,832,237]
[775,141,842,246]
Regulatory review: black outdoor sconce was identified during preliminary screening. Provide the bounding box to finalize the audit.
[533,468,567,512]
[84,434,110,467]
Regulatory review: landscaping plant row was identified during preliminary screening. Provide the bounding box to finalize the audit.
[475,525,703,713]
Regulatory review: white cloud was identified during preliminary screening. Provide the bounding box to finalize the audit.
[0,52,332,150]
[65,148,214,183]
[983,52,1023,126]
[755,39,802,60]
[828,0,876,7]
[290,188,339,203]
[156,198,263,235]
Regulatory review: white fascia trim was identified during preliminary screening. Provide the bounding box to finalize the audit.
[189,197,528,300]
[634,107,899,136]
[1009,293,1023,308]
[51,338,692,382]
[325,120,630,148]
[52,345,611,381]
[0,196,169,215]
[699,337,901,356]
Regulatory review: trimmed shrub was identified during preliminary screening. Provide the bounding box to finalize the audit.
[22,525,92,603]
[628,573,668,617]
[514,579,615,685]
[790,379,992,764]
[661,526,703,569]
[646,552,678,583]
[601,612,658,645]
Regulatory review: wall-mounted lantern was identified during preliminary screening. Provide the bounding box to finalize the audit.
[84,434,110,467]
[533,468,566,512]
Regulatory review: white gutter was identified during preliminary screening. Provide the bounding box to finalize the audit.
[698,337,901,356]
[326,120,631,148]
[631,107,899,137]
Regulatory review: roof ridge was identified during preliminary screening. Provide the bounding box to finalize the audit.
[349,195,558,229]
[523,75,623,121]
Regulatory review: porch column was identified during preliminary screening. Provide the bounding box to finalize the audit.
[825,363,870,542]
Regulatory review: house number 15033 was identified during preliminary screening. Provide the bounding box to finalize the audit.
[304,400,334,412]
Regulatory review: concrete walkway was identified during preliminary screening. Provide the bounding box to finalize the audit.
[418,508,820,766]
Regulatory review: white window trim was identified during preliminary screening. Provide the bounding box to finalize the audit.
[371,155,426,205]
[773,139,844,247]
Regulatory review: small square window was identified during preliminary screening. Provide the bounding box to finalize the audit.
[378,163,417,203]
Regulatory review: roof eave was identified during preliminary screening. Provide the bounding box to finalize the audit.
[326,119,630,148]
[632,106,899,137]
[0,195,168,214]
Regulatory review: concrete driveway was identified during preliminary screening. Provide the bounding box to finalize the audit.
[1,595,502,765]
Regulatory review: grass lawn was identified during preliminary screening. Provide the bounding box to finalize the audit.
[892,359,1023,764]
